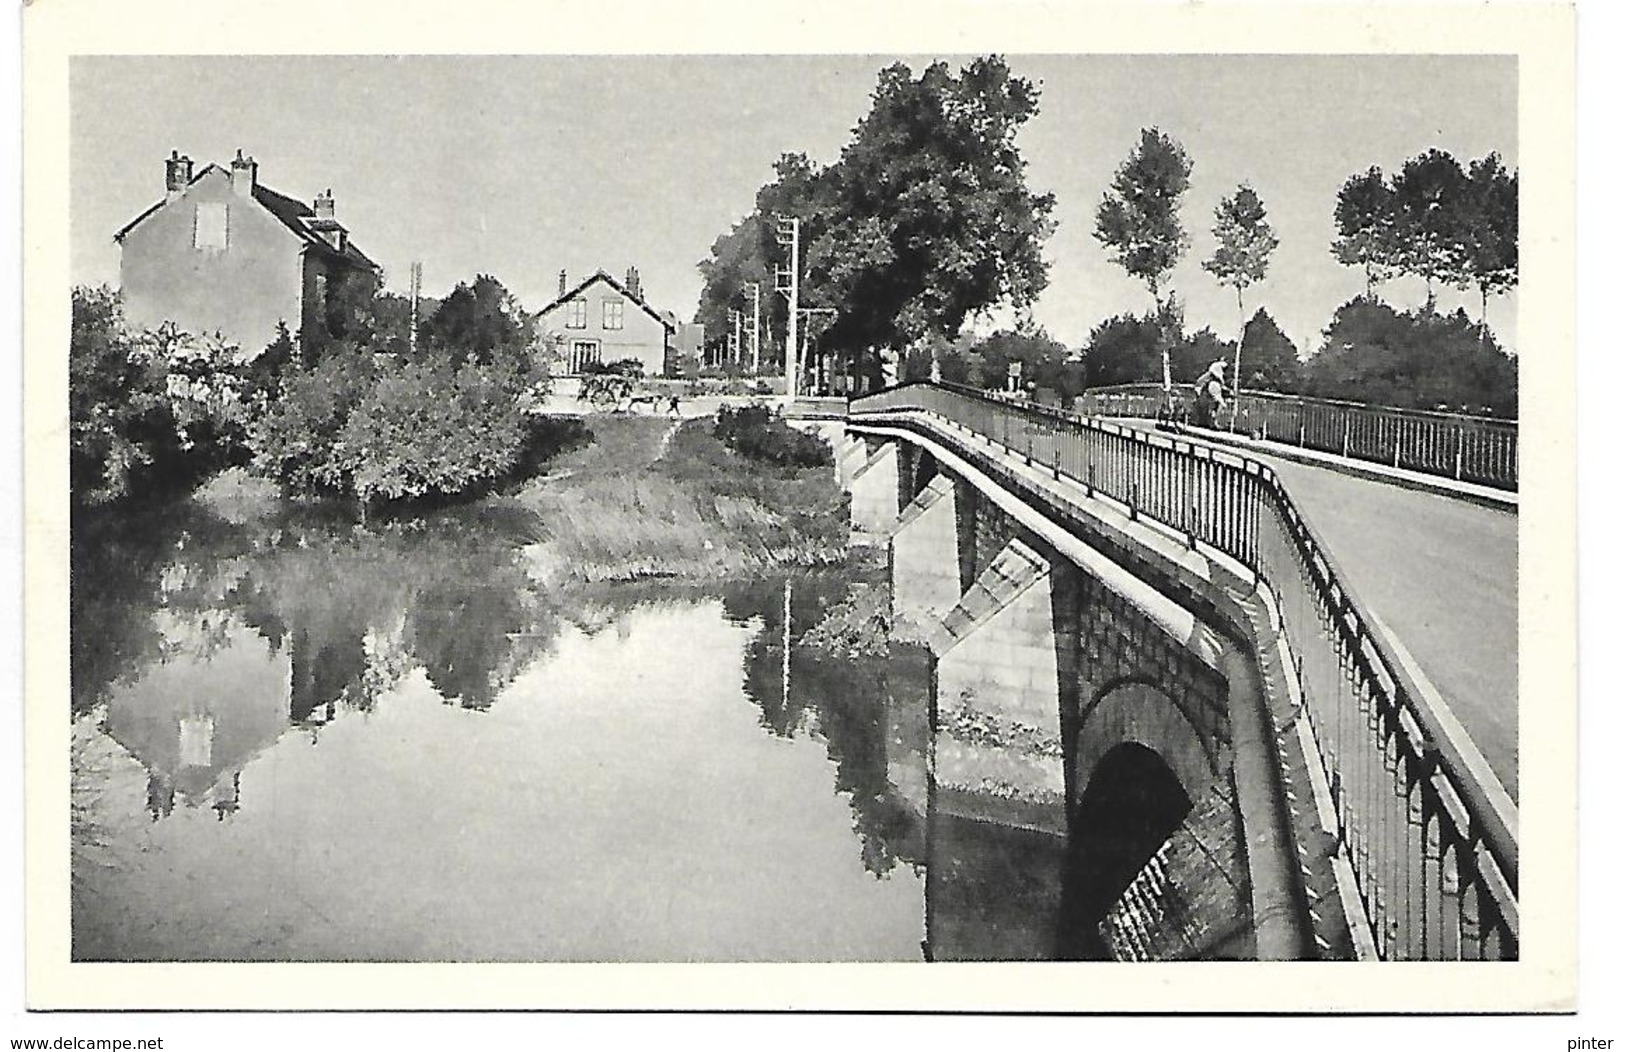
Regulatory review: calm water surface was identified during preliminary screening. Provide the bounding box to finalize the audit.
[70,501,959,961]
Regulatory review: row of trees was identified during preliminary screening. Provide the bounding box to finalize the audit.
[70,273,557,509]
[900,297,1515,419]
[1332,150,1518,331]
[696,55,1517,416]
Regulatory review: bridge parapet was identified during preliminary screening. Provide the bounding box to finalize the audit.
[850,380,1518,962]
[1074,382,1518,491]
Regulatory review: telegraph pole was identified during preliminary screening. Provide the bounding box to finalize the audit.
[728,309,743,367]
[744,281,762,376]
[775,216,801,399]
[408,261,423,356]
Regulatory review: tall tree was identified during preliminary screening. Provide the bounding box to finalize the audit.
[1238,308,1301,392]
[1457,152,1519,347]
[1392,149,1470,307]
[1094,127,1193,398]
[1203,184,1279,409]
[1331,166,1400,299]
[419,274,536,370]
[697,57,1055,392]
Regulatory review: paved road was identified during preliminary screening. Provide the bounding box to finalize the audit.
[1245,451,1518,800]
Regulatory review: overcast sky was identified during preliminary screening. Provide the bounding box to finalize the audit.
[71,54,1517,356]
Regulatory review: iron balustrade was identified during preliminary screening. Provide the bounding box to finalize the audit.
[849,380,1518,961]
[1073,383,1519,491]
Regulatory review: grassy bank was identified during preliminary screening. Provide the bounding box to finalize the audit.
[516,415,849,584]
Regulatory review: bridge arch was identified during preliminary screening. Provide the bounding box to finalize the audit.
[1072,678,1224,811]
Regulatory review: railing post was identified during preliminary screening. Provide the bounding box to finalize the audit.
[1455,434,1465,481]
[1342,418,1351,459]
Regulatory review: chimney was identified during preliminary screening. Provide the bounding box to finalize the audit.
[229,149,257,197]
[625,265,641,300]
[164,150,193,199]
[313,188,335,221]
[557,269,567,298]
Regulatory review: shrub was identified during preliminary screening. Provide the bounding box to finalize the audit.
[69,286,245,506]
[333,358,530,504]
[712,404,832,470]
[246,345,376,497]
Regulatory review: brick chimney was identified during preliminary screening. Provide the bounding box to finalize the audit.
[229,149,257,197]
[625,265,642,300]
[164,150,193,199]
[557,269,567,298]
[313,188,335,220]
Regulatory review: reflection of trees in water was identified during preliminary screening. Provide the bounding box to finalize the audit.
[722,573,926,878]
[70,498,564,726]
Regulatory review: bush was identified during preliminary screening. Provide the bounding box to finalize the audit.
[713,404,832,470]
[69,286,245,506]
[247,346,377,497]
[334,358,531,504]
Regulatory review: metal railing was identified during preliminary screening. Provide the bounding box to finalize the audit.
[849,381,1517,961]
[1074,383,1519,491]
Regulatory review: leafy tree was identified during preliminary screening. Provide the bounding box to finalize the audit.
[1391,149,1471,306]
[1080,313,1163,387]
[69,286,247,505]
[1302,298,1516,416]
[1237,308,1302,392]
[698,57,1056,391]
[1456,152,1519,344]
[1331,166,1400,299]
[1203,184,1279,401]
[1094,127,1193,395]
[70,286,177,505]
[419,274,536,370]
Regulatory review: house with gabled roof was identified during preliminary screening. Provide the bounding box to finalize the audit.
[538,267,675,377]
[115,149,380,353]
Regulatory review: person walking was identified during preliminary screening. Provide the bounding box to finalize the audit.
[1193,359,1228,430]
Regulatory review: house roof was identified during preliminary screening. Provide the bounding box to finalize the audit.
[114,162,379,271]
[538,270,674,332]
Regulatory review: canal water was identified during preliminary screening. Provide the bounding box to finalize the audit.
[69,497,1066,962]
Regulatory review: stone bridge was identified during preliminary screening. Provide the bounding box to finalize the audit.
[827,382,1519,963]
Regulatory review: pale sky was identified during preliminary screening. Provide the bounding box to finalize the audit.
[71,54,1517,357]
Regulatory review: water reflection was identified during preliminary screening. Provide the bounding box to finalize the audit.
[69,496,1140,961]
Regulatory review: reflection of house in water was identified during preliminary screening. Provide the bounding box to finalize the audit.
[104,606,374,820]
[104,618,291,821]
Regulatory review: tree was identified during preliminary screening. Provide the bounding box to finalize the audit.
[813,58,1055,383]
[1094,127,1193,397]
[697,57,1056,392]
[1457,152,1518,346]
[1080,313,1163,388]
[1331,166,1400,299]
[1391,149,1470,306]
[1302,298,1516,417]
[1203,184,1279,409]
[419,274,536,370]
[1238,308,1301,392]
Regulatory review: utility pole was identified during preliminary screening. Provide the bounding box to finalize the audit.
[408,261,422,356]
[744,281,762,376]
[728,309,743,367]
[775,216,801,399]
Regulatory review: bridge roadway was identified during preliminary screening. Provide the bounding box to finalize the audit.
[1124,421,1519,801]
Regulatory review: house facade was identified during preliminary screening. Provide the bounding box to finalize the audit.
[537,268,674,376]
[115,150,379,353]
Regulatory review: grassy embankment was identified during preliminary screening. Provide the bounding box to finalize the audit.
[515,414,850,584]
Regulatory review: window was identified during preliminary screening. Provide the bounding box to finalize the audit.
[602,299,624,330]
[194,202,228,250]
[565,300,587,329]
[570,340,601,373]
